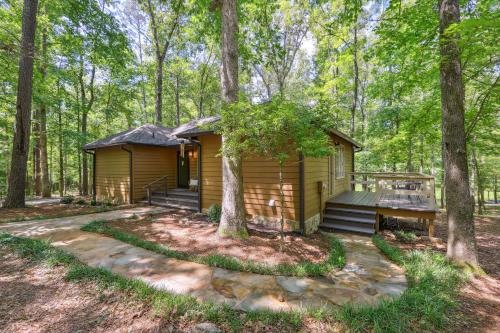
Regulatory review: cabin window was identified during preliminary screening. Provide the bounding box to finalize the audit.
[335,144,345,179]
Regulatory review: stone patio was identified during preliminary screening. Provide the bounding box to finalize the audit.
[0,208,407,311]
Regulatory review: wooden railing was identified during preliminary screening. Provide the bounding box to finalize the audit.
[144,176,168,205]
[349,172,436,199]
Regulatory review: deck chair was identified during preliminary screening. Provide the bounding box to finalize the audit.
[189,179,199,192]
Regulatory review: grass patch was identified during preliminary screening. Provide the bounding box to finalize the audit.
[81,219,345,277]
[0,233,303,332]
[335,235,471,333]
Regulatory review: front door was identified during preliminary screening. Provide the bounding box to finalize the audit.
[177,151,189,188]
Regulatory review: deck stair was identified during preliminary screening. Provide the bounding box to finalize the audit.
[320,203,376,235]
[146,188,199,211]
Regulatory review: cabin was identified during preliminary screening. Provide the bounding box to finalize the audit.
[84,116,437,236]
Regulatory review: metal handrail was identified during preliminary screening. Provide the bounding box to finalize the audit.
[144,175,168,205]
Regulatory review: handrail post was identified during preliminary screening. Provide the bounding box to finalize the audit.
[147,187,151,205]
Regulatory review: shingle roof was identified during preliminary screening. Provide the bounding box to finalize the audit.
[84,114,361,150]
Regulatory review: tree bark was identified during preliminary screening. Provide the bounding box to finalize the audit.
[471,136,484,214]
[217,0,247,237]
[439,0,478,266]
[3,0,39,208]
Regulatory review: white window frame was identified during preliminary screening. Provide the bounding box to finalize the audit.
[335,144,345,179]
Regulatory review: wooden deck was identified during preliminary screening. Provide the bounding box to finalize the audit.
[321,172,438,236]
[327,191,437,213]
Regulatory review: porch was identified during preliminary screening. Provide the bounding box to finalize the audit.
[320,172,438,235]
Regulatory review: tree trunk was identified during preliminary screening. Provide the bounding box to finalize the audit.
[494,175,497,204]
[350,24,358,137]
[3,0,39,208]
[471,136,484,214]
[217,0,247,238]
[39,27,50,197]
[439,0,478,266]
[175,74,180,126]
[154,56,164,124]
[33,108,41,196]
[58,98,64,197]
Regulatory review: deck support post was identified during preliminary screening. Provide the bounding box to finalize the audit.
[375,213,381,233]
[428,218,435,237]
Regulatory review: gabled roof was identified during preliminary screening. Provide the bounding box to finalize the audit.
[84,115,361,150]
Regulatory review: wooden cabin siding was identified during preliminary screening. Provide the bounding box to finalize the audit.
[199,134,300,222]
[95,146,130,204]
[303,135,354,221]
[132,145,177,201]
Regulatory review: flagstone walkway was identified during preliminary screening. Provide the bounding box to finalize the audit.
[0,207,407,311]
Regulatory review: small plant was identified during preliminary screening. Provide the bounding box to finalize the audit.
[60,196,75,204]
[394,230,417,243]
[90,199,98,206]
[207,204,222,223]
[75,198,86,205]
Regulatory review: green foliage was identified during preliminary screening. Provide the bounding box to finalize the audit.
[207,204,222,223]
[335,235,470,333]
[60,196,75,204]
[393,230,417,244]
[75,198,86,205]
[81,219,346,277]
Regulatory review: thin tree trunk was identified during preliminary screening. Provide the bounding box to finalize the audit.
[439,0,478,266]
[154,57,164,124]
[350,24,358,137]
[39,26,50,197]
[471,136,484,214]
[494,175,497,204]
[216,0,247,237]
[58,96,64,197]
[3,0,39,208]
[33,108,41,196]
[175,74,180,126]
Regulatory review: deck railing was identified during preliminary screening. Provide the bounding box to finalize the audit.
[349,172,436,200]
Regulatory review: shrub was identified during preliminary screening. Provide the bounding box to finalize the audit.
[207,204,222,223]
[60,196,75,204]
[90,199,98,206]
[394,230,417,243]
[75,198,86,205]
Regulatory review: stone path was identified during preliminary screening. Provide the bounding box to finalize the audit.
[0,208,407,311]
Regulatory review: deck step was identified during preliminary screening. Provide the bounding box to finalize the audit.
[323,214,375,224]
[151,196,198,206]
[319,222,375,235]
[325,207,376,216]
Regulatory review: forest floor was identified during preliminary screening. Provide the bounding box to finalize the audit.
[0,202,138,224]
[107,210,331,266]
[380,213,500,333]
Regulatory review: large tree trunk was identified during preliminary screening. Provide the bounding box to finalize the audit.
[439,0,478,266]
[3,0,39,208]
[217,0,247,237]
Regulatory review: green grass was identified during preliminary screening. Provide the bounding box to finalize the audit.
[0,233,302,332]
[81,219,346,277]
[334,235,471,333]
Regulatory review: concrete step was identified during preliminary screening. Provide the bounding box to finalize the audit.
[144,200,198,211]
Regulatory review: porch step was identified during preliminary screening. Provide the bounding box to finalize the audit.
[320,206,376,235]
[150,196,198,207]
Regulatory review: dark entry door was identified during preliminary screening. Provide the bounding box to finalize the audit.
[177,152,189,188]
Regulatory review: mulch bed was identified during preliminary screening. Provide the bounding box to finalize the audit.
[380,213,500,333]
[0,203,137,224]
[108,210,331,266]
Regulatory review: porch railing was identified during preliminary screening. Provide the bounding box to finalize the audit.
[349,172,436,199]
[144,176,168,205]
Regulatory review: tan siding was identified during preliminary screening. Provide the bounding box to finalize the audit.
[303,134,355,220]
[95,146,130,204]
[132,145,177,201]
[200,134,300,221]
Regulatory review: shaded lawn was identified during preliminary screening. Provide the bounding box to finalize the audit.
[0,203,138,224]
